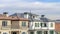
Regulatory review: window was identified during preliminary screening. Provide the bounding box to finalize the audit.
[40,23,42,27]
[2,21,7,26]
[12,32,17,34]
[44,23,47,27]
[30,32,34,34]
[37,31,42,34]
[35,23,39,27]
[40,23,47,27]
[3,32,7,34]
[44,31,48,34]
[33,16,35,19]
[22,32,26,34]
[50,30,54,34]
[22,21,26,27]
[51,23,53,27]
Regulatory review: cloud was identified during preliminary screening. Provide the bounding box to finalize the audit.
[0,0,60,19]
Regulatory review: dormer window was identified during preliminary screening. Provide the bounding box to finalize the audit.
[33,16,35,18]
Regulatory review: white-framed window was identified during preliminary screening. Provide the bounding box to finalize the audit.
[22,32,26,34]
[2,21,7,26]
[35,23,39,27]
[40,23,47,27]
[50,23,53,27]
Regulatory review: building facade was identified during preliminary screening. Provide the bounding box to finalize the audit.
[29,15,55,34]
[11,12,56,34]
[0,12,29,34]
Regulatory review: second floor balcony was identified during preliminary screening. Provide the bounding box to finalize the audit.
[0,25,20,30]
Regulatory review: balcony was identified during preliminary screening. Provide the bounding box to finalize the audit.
[41,27,48,29]
[0,25,20,30]
[1,25,11,30]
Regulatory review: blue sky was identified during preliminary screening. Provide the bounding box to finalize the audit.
[0,0,60,20]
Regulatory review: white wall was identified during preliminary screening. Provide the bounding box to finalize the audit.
[48,22,55,29]
[29,22,55,30]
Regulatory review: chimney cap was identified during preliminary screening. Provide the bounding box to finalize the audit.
[3,12,8,14]
[41,15,45,17]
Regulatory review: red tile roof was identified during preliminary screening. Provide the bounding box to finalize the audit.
[0,14,29,21]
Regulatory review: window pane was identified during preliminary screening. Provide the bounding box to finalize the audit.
[41,23,47,27]
[50,30,54,34]
[37,31,42,34]
[30,32,34,34]
[22,32,26,34]
[44,23,47,27]
[22,22,26,27]
[40,23,42,27]
[51,23,53,27]
[3,32,7,34]
[35,23,39,27]
[44,31,48,34]
[2,21,7,26]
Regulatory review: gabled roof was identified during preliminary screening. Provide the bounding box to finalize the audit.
[10,12,39,17]
[0,14,29,21]
[10,13,24,18]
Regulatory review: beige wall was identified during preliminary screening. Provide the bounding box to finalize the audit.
[19,21,28,30]
[0,20,11,30]
[20,30,28,34]
[0,20,29,34]
[0,20,11,26]
[19,21,29,34]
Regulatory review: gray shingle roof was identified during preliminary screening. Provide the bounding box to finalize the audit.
[10,12,54,22]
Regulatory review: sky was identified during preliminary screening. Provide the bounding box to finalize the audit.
[0,0,60,20]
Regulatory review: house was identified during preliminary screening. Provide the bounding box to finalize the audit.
[29,15,55,34]
[0,12,29,34]
[10,12,55,34]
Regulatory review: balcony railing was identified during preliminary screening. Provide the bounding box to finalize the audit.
[1,25,11,30]
[0,25,28,30]
[0,25,20,30]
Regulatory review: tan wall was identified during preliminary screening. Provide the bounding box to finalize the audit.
[19,21,28,34]
[0,20,11,25]
[19,21,28,30]
[0,20,29,34]
[20,30,28,34]
[11,21,19,29]
[0,20,11,30]
[1,30,10,34]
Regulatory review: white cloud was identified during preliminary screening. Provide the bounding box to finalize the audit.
[0,0,60,19]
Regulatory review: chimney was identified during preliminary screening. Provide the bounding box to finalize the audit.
[41,15,45,18]
[3,12,8,17]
